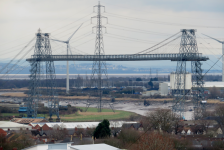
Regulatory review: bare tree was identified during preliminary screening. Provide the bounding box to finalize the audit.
[48,124,68,140]
[214,105,224,132]
[110,121,121,137]
[145,109,180,133]
[131,132,175,150]
[209,86,220,99]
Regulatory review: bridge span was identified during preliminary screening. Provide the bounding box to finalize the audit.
[26,53,208,62]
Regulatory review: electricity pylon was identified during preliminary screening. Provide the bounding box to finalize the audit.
[51,23,83,94]
[90,2,109,112]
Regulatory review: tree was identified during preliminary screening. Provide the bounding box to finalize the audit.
[48,124,68,140]
[93,119,111,139]
[132,132,175,150]
[145,109,180,133]
[148,81,153,88]
[209,86,220,99]
[214,105,224,132]
[136,78,142,81]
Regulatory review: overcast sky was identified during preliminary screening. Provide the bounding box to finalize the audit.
[0,0,223,69]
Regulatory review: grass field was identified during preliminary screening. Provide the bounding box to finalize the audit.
[1,107,135,122]
[59,107,134,122]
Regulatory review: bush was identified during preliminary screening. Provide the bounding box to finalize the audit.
[118,128,140,146]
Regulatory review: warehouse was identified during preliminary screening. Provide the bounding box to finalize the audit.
[0,121,32,131]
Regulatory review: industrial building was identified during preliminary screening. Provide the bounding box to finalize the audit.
[142,82,168,96]
[0,121,32,131]
[29,121,137,131]
[170,72,192,94]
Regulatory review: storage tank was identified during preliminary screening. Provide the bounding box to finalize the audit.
[170,72,192,90]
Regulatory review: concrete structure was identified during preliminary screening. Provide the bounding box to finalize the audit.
[142,90,160,96]
[142,82,168,96]
[0,121,32,131]
[159,82,168,96]
[170,72,192,90]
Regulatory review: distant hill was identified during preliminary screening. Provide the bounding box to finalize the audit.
[0,63,221,74]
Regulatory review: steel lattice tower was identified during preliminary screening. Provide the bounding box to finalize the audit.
[191,31,205,120]
[27,30,60,121]
[173,29,205,119]
[44,33,60,122]
[91,2,108,112]
[27,29,44,118]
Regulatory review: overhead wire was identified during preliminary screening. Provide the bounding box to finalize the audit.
[105,12,224,29]
[0,6,93,47]
[103,1,222,21]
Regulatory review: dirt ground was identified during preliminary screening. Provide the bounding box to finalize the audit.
[0,92,173,101]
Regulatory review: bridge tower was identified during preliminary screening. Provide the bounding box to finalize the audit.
[27,29,60,121]
[90,2,109,112]
[173,29,205,119]
[44,33,60,122]
[27,29,43,118]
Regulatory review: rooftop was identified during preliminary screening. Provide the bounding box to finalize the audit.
[70,144,119,150]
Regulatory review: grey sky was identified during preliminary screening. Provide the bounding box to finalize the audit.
[0,0,223,69]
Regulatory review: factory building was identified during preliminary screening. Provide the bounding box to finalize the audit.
[142,82,168,96]
[170,72,192,94]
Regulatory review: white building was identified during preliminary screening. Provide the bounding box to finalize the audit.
[22,143,119,150]
[170,72,192,90]
[0,121,32,131]
[142,82,168,96]
[29,121,137,130]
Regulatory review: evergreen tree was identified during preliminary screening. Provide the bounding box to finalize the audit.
[93,119,111,139]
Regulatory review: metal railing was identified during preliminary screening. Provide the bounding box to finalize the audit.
[26,53,209,62]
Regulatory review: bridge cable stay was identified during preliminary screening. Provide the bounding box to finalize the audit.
[142,35,182,54]
[135,32,181,54]
[0,46,34,79]
[197,34,223,68]
[0,37,35,74]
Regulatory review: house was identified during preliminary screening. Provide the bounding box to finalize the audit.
[0,128,7,137]
[122,123,144,131]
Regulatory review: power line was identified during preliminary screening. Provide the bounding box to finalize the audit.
[105,12,224,29]
[103,1,223,21]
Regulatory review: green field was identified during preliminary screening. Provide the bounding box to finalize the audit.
[60,107,134,122]
[1,107,135,122]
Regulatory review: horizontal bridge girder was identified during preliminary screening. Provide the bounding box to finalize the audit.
[26,53,209,62]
